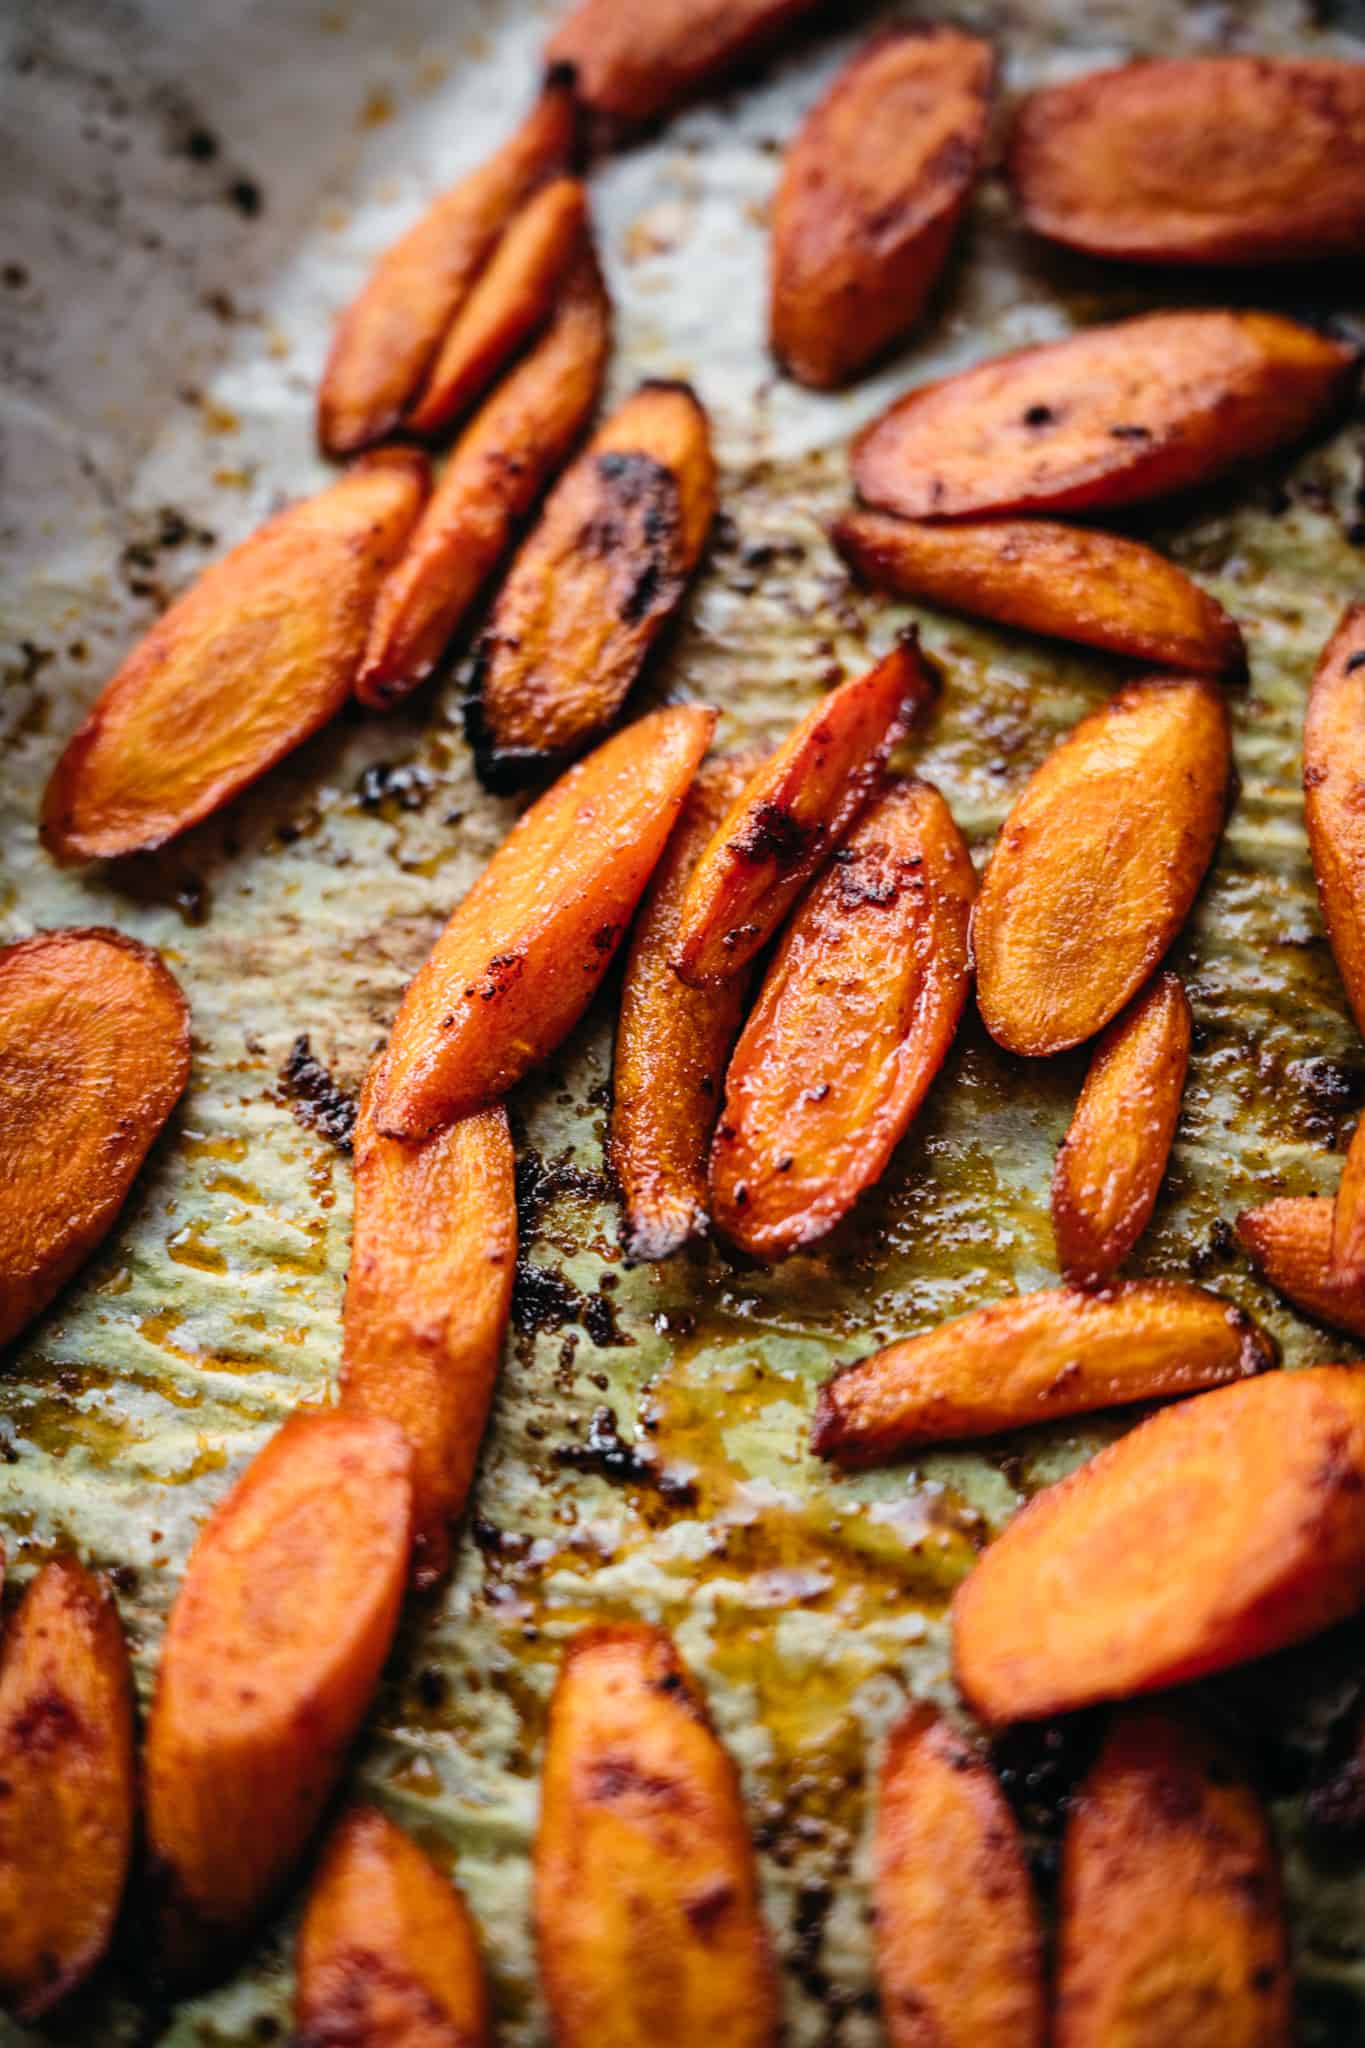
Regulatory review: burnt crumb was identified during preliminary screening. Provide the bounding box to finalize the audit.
[227,176,263,217]
[513,1146,613,1238]
[1288,1056,1364,1143]
[184,126,218,160]
[415,1665,447,1711]
[555,1405,696,1503]
[109,1563,139,1595]
[789,1880,833,2000]
[729,799,810,868]
[2,263,28,290]
[355,758,434,813]
[582,1290,632,1348]
[278,1035,357,1153]
[512,1257,635,1348]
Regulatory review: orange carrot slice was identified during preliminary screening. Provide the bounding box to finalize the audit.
[1304,604,1365,1035]
[545,0,821,127]
[1237,1197,1365,1341]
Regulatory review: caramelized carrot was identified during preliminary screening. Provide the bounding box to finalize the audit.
[953,1368,1365,1724]
[673,636,936,987]
[1056,1708,1291,2048]
[355,241,609,710]
[295,1805,491,2048]
[43,451,427,861]
[0,1560,135,2022]
[317,80,576,455]
[875,1705,1045,2048]
[1237,1197,1365,1341]
[370,705,715,1140]
[545,0,822,128]
[973,675,1229,1057]
[144,1409,412,1976]
[1304,605,1365,1034]
[0,928,189,1348]
[852,310,1356,522]
[341,1083,516,1589]
[710,777,974,1258]
[1331,1112,1365,1291]
[534,1622,777,2048]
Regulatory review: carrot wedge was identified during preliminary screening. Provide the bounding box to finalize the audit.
[545,0,821,129]
[534,1622,777,2048]
[370,705,715,1140]
[833,510,1245,676]
[973,675,1229,1057]
[1056,1709,1291,2048]
[952,1367,1365,1724]
[673,637,936,987]
[42,451,427,861]
[875,1705,1045,2048]
[711,776,974,1258]
[468,380,716,786]
[1237,1197,1365,1341]
[295,1806,491,2048]
[355,240,610,710]
[0,1560,135,2023]
[851,310,1356,522]
[1304,605,1365,1036]
[1052,973,1192,1288]
[611,754,759,1260]
[812,1279,1269,1468]
[144,1409,412,1977]
[0,928,189,1349]
[341,1084,516,1590]
[1332,1114,1365,1291]
[317,79,576,455]
[771,27,994,389]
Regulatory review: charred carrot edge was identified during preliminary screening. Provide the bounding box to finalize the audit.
[0,927,190,1350]
[1304,604,1365,1036]
[952,1367,1365,1724]
[295,1806,491,2048]
[534,1622,778,2048]
[1332,1113,1365,1290]
[0,1559,135,2023]
[1055,1708,1292,2048]
[875,1704,1046,2048]
[545,0,823,127]
[1237,1196,1365,1341]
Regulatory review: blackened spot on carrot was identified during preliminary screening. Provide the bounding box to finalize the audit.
[729,799,810,868]
[1110,423,1152,441]
[1023,404,1056,427]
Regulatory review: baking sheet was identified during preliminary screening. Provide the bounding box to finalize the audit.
[4,0,1365,2038]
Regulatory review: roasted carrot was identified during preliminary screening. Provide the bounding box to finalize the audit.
[1237,1197,1365,1341]
[317,79,576,455]
[370,705,715,1140]
[1304,605,1365,1035]
[1010,56,1365,270]
[1331,1114,1365,1293]
[1052,972,1192,1288]
[673,637,936,987]
[953,1367,1365,1724]
[710,776,974,1258]
[813,1279,1269,1468]
[0,1560,135,2023]
[341,1082,516,1590]
[1056,1708,1291,2048]
[534,1622,777,2048]
[973,675,1229,1057]
[355,241,610,710]
[295,1805,491,2048]
[0,928,190,1349]
[852,310,1356,522]
[144,1409,412,1976]
[42,451,427,861]
[545,0,822,128]
[771,27,994,389]
[875,1705,1045,2048]
[611,754,760,1260]
[834,510,1245,676]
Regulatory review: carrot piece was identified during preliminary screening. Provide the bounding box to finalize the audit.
[341,1083,516,1590]
[317,80,577,456]
[1052,972,1192,1288]
[812,1279,1270,1468]
[1056,1708,1292,2048]
[852,310,1356,522]
[545,0,821,128]
[1010,56,1365,270]
[404,176,587,440]
[611,754,760,1260]
[0,928,189,1349]
[144,1409,412,1976]
[710,776,974,1258]
[295,1805,491,2048]
[972,675,1229,1057]
[1237,1197,1365,1341]
[834,510,1245,677]
[468,380,716,786]
[953,1367,1365,1724]
[42,451,427,861]
[0,1560,135,2023]
[355,241,610,710]
[771,27,994,389]
[534,1622,777,2048]
[369,704,715,1140]
[875,1705,1045,2048]
[1304,605,1365,1036]
[673,637,936,987]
